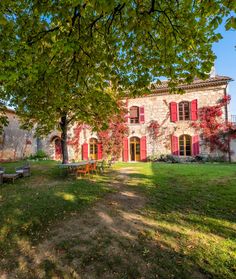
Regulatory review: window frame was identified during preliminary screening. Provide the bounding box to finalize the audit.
[129,106,140,124]
[89,138,98,156]
[178,101,190,121]
[179,134,192,156]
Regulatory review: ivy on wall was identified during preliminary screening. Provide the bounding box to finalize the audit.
[67,124,83,159]
[192,95,236,154]
[98,105,129,160]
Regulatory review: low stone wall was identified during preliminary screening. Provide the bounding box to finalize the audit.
[231,139,236,162]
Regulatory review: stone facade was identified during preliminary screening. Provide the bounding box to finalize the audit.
[0,109,37,161]
[126,84,227,159]
[46,76,231,162]
[0,76,233,162]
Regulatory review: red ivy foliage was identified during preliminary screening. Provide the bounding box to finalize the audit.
[147,120,160,140]
[98,106,128,160]
[67,124,83,158]
[25,139,32,145]
[147,102,170,142]
[192,95,236,153]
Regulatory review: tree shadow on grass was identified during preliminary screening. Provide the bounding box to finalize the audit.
[0,164,111,275]
[0,164,235,278]
[0,176,214,279]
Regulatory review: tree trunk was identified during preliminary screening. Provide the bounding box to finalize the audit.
[60,114,69,164]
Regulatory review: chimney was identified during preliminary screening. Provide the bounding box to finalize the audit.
[209,65,216,78]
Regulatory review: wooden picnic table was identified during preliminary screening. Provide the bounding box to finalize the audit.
[58,160,97,177]
[58,160,96,168]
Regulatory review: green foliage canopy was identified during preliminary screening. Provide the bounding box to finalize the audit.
[0,0,235,146]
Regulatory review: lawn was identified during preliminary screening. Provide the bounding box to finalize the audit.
[0,161,235,278]
[0,160,111,272]
[113,162,236,279]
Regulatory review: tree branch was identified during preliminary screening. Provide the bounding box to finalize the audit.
[27,26,60,45]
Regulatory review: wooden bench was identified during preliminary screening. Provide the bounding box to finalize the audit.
[3,173,20,183]
[0,172,3,185]
[0,168,5,185]
[15,165,31,177]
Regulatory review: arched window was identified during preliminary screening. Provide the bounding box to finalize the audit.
[179,101,190,120]
[179,135,191,156]
[130,106,139,123]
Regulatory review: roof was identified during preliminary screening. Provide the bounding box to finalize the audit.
[150,75,232,94]
[6,107,15,113]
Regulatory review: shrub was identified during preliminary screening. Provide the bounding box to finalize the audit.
[147,155,159,162]
[29,150,48,160]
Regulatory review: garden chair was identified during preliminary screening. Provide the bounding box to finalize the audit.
[0,167,5,173]
[15,163,31,177]
[76,163,90,179]
[102,158,115,169]
[107,158,115,168]
[0,167,5,184]
[96,160,105,174]
[89,161,97,175]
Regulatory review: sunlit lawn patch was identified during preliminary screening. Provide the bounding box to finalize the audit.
[114,162,236,279]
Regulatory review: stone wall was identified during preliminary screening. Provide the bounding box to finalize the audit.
[126,85,227,159]
[45,83,228,162]
[231,139,236,162]
[0,110,37,161]
[0,82,230,162]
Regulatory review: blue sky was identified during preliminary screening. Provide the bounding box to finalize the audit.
[213,25,236,115]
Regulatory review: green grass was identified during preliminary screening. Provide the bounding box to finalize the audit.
[0,160,111,270]
[0,161,235,278]
[114,162,236,279]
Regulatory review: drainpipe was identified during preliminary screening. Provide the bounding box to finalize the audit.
[224,85,231,163]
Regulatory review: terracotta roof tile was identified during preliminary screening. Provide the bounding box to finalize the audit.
[150,75,232,93]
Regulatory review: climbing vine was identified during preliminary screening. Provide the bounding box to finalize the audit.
[147,99,170,148]
[192,95,236,154]
[147,120,160,141]
[98,105,128,160]
[67,124,83,159]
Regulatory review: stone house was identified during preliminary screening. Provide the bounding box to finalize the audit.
[1,75,234,162]
[46,75,232,162]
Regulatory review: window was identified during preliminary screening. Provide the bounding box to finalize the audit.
[179,101,190,121]
[89,138,98,159]
[130,106,139,123]
[130,137,140,161]
[179,135,191,156]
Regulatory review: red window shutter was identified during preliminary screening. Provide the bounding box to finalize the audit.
[191,99,198,121]
[139,106,145,123]
[170,102,178,122]
[140,136,147,161]
[171,135,179,155]
[123,137,129,162]
[97,143,103,160]
[192,135,200,156]
[82,143,88,160]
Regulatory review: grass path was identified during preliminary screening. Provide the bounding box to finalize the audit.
[9,167,153,278]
